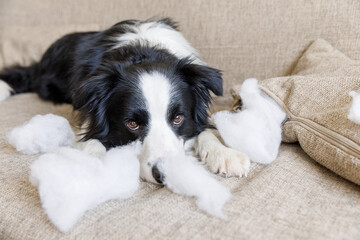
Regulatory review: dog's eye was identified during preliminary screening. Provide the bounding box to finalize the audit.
[172,114,184,126]
[126,120,139,131]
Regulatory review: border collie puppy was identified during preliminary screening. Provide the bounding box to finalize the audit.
[0,18,250,183]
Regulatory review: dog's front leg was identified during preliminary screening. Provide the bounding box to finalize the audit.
[74,121,106,158]
[75,139,106,158]
[194,129,250,178]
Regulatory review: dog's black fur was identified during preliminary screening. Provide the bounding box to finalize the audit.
[0,19,223,148]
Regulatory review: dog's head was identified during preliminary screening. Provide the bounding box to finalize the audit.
[73,46,222,184]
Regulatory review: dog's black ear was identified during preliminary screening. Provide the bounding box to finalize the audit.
[179,62,223,96]
[177,60,223,131]
[72,63,123,142]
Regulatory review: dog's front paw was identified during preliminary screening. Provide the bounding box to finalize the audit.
[200,146,250,178]
[75,139,106,158]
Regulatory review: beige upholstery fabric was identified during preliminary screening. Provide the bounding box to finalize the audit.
[1,95,360,240]
[1,0,360,239]
[257,39,360,185]
[0,0,360,94]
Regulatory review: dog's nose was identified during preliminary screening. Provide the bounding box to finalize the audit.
[152,164,164,184]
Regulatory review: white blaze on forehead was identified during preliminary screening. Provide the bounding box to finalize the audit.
[140,71,171,124]
[139,71,184,183]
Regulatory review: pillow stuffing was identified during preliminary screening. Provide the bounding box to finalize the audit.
[231,39,360,185]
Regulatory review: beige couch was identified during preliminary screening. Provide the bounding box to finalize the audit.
[1,1,360,239]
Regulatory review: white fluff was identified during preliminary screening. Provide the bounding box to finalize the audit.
[8,113,231,232]
[29,143,141,232]
[7,114,75,155]
[159,152,231,219]
[348,91,360,124]
[212,78,286,164]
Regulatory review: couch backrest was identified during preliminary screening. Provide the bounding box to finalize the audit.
[0,0,359,94]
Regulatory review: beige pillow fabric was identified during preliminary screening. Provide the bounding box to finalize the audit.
[232,39,360,185]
